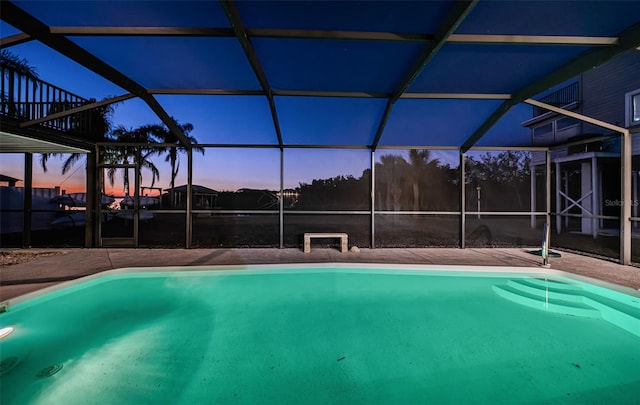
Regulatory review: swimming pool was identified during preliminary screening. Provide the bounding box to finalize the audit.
[1,264,639,404]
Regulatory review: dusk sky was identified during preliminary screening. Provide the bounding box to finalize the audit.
[0,4,540,196]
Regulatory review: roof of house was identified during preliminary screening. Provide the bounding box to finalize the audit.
[164,184,219,195]
[0,174,21,183]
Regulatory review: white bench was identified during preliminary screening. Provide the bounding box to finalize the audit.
[304,232,348,253]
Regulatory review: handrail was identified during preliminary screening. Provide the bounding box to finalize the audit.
[541,222,550,266]
[532,82,580,117]
[1,65,91,133]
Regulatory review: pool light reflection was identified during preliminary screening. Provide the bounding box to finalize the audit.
[0,326,15,339]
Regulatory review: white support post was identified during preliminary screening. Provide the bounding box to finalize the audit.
[591,156,598,238]
[621,131,632,265]
[530,163,536,228]
[546,150,551,235]
[633,170,638,229]
[555,162,561,234]
[563,171,570,229]
[581,161,592,235]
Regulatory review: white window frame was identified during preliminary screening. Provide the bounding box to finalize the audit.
[626,88,640,127]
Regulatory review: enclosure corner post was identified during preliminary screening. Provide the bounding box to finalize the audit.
[621,130,632,265]
[85,148,97,247]
[22,152,33,248]
[555,161,561,234]
[279,148,284,249]
[459,150,466,249]
[530,160,536,229]
[546,149,551,238]
[186,147,193,249]
[371,149,375,249]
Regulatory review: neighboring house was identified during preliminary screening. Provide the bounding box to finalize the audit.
[217,189,278,210]
[525,49,640,236]
[162,185,219,209]
[0,174,20,187]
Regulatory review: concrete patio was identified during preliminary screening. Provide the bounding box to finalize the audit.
[2,247,639,302]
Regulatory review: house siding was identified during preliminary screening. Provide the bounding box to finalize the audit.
[581,51,640,129]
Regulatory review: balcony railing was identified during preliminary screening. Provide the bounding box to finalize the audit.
[1,65,91,133]
[532,82,580,117]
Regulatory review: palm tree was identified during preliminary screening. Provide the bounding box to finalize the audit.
[377,154,409,210]
[0,49,39,79]
[138,120,203,191]
[39,100,118,174]
[134,120,202,208]
[1,49,39,117]
[408,149,440,211]
[108,125,161,197]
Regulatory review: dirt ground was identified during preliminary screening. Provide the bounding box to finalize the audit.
[0,251,63,266]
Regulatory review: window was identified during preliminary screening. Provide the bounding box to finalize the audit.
[557,117,580,130]
[626,89,640,126]
[533,123,553,137]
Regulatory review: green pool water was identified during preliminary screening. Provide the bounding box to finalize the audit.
[1,266,639,404]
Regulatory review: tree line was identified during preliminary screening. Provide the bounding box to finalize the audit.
[294,150,533,212]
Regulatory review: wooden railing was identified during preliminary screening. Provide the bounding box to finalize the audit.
[1,65,91,133]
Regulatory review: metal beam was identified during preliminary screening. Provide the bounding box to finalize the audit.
[448,34,618,46]
[400,93,511,100]
[148,89,265,96]
[0,1,191,148]
[45,26,620,47]
[524,99,627,133]
[20,94,135,128]
[370,101,395,151]
[371,0,478,151]
[460,100,513,153]
[148,88,510,100]
[0,32,32,48]
[274,90,388,98]
[549,133,618,150]
[249,28,431,42]
[460,21,640,153]
[49,25,431,42]
[375,145,459,150]
[50,26,234,37]
[220,0,284,150]
[470,145,548,151]
[149,88,388,98]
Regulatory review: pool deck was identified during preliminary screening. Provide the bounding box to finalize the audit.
[1,247,640,301]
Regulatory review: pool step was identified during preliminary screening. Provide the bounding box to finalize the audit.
[523,277,582,291]
[506,280,584,303]
[493,279,640,337]
[492,284,601,318]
